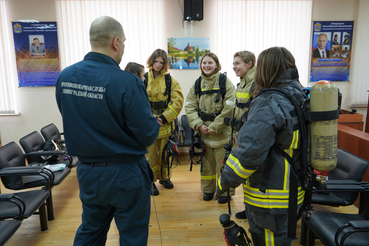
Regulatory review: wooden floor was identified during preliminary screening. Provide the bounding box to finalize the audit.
[2,155,358,246]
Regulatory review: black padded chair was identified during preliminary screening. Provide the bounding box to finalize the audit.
[19,131,74,169]
[177,115,194,148]
[302,192,369,246]
[300,149,369,245]
[40,124,79,167]
[311,148,369,208]
[0,141,64,221]
[40,123,65,145]
[0,167,52,231]
[0,194,24,243]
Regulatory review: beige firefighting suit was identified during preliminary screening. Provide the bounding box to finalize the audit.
[146,70,184,181]
[185,72,235,197]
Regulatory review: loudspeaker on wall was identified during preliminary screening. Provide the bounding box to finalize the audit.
[183,0,203,21]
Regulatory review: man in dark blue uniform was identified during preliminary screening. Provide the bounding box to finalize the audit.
[55,16,159,246]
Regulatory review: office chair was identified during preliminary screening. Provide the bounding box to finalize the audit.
[0,167,52,231]
[0,141,65,221]
[302,191,369,246]
[300,149,369,245]
[40,123,79,167]
[177,115,194,148]
[311,148,369,208]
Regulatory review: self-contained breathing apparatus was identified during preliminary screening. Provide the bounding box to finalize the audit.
[219,79,340,246]
[189,72,228,172]
[253,80,340,245]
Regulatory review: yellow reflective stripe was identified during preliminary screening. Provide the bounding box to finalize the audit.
[201,174,216,180]
[218,177,223,190]
[151,166,169,171]
[152,166,160,172]
[168,105,178,117]
[243,188,305,209]
[244,186,290,199]
[201,87,220,92]
[158,125,172,136]
[236,92,250,99]
[226,154,255,179]
[289,129,299,149]
[283,155,290,190]
[265,229,275,246]
[244,194,289,208]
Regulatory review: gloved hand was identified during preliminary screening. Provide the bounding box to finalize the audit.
[214,176,228,200]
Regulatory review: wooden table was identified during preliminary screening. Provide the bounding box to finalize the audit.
[338,109,364,131]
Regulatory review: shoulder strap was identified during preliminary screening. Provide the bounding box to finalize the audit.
[214,72,227,103]
[164,74,172,103]
[194,76,202,97]
[144,72,148,88]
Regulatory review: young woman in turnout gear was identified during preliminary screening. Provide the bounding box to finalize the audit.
[231,51,256,219]
[185,52,236,204]
[146,49,184,196]
[216,47,306,246]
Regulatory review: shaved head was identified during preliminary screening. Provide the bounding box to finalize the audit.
[89,16,124,49]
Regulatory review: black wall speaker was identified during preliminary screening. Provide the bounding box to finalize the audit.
[183,0,203,21]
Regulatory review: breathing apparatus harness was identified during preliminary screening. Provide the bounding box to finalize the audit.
[189,132,206,172]
[189,72,227,172]
[161,134,179,179]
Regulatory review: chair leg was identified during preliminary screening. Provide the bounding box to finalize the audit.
[300,217,307,245]
[306,227,316,246]
[46,190,54,221]
[39,202,48,231]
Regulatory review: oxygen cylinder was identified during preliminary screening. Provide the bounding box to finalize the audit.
[310,80,338,171]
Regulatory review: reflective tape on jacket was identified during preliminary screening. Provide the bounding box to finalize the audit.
[168,105,179,118]
[236,92,250,100]
[158,122,173,137]
[243,184,305,209]
[226,154,256,179]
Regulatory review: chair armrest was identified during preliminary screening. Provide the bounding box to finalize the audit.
[348,220,369,229]
[335,220,369,246]
[0,166,54,190]
[25,150,73,168]
[0,194,26,220]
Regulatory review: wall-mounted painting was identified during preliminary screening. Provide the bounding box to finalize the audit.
[168,37,210,69]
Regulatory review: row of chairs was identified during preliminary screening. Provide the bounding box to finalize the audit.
[0,123,75,244]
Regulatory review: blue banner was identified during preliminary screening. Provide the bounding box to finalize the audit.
[310,21,354,82]
[12,22,60,87]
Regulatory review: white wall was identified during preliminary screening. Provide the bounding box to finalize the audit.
[0,0,367,145]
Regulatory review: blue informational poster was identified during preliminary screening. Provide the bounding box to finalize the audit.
[12,22,60,87]
[310,21,354,82]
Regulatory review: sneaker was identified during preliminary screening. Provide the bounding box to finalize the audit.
[203,193,214,201]
[235,210,247,219]
[218,196,229,204]
[159,179,174,189]
[151,183,159,196]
